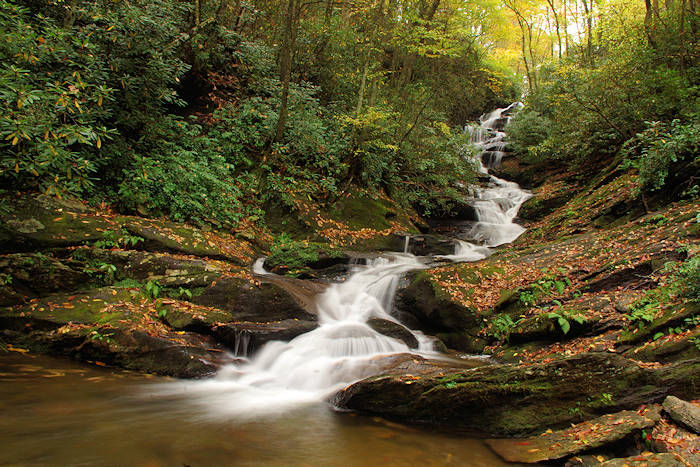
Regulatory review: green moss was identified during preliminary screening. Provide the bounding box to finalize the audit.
[265,241,345,272]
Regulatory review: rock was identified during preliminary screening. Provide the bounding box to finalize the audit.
[599,452,685,466]
[0,253,89,304]
[486,406,661,463]
[120,217,254,265]
[0,287,237,377]
[404,235,457,256]
[192,276,316,322]
[69,248,225,287]
[651,418,700,466]
[394,271,482,351]
[334,352,700,436]
[263,242,350,276]
[367,318,419,348]
[623,328,700,363]
[0,195,113,252]
[663,396,700,434]
[618,302,700,347]
[212,320,318,355]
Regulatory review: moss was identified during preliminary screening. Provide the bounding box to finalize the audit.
[264,241,347,274]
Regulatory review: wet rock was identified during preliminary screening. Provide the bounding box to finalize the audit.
[0,287,236,377]
[599,452,685,466]
[192,276,316,322]
[334,352,700,436]
[486,407,661,463]
[367,318,419,348]
[394,271,481,351]
[120,217,254,265]
[69,248,224,287]
[212,320,318,355]
[663,396,700,434]
[263,242,350,276]
[0,195,113,252]
[404,235,457,256]
[0,253,89,304]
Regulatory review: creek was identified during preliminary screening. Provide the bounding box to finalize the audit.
[0,105,529,465]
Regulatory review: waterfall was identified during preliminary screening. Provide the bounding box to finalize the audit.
[152,104,529,419]
[441,103,530,261]
[152,254,433,419]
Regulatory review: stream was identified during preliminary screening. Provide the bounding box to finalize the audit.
[0,105,530,466]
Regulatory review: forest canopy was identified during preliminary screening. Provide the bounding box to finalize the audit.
[0,0,697,228]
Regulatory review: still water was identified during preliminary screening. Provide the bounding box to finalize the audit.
[0,352,515,466]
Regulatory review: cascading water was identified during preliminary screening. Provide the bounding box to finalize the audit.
[442,103,531,261]
[153,254,433,419]
[154,104,530,419]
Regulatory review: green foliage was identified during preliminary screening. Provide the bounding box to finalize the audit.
[491,313,519,341]
[84,261,117,286]
[94,229,143,249]
[505,109,553,163]
[547,310,585,335]
[144,280,162,300]
[622,119,700,195]
[674,255,700,300]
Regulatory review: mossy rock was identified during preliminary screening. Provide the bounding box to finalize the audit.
[327,192,415,232]
[192,276,316,322]
[263,241,348,276]
[68,248,225,288]
[618,302,700,347]
[623,329,700,363]
[0,253,89,304]
[120,217,254,265]
[393,271,482,349]
[0,195,114,252]
[334,352,700,436]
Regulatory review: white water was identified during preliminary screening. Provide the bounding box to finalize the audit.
[441,103,531,261]
[154,105,530,419]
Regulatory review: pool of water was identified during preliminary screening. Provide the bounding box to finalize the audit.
[0,352,516,466]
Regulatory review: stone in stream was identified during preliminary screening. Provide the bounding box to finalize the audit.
[334,352,700,436]
[663,396,700,434]
[212,320,318,355]
[485,406,661,463]
[366,318,419,349]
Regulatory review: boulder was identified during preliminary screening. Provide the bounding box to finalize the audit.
[0,195,113,252]
[212,320,318,355]
[486,406,661,463]
[598,453,685,466]
[367,318,419,348]
[663,396,700,434]
[192,276,316,322]
[0,287,237,377]
[0,253,89,304]
[69,248,224,287]
[334,352,700,436]
[120,217,255,265]
[394,271,482,351]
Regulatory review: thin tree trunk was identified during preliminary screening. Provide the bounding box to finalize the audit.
[546,0,563,59]
[63,0,79,29]
[273,0,297,145]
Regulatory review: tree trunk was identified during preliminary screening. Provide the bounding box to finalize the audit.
[63,0,79,29]
[273,0,297,145]
[546,0,563,59]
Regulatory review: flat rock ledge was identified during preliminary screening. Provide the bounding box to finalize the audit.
[485,406,661,463]
[333,352,700,436]
[663,395,700,434]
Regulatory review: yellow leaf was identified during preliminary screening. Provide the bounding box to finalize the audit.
[97,95,102,106]
[31,168,38,176]
[11,136,19,146]
[96,136,101,149]
[14,163,19,173]
[7,345,29,353]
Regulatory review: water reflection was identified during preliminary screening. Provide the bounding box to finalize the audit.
[0,353,516,466]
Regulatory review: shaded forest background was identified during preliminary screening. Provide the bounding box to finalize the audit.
[0,0,698,231]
